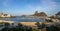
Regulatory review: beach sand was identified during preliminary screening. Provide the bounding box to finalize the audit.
[0,20,42,27]
[0,20,14,24]
[20,22,42,27]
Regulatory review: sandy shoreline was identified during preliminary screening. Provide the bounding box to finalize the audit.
[0,20,42,26]
[0,20,14,24]
[0,20,56,27]
[20,22,42,26]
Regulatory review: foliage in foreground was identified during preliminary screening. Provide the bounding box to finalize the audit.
[0,22,39,31]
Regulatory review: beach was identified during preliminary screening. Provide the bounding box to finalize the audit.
[20,22,42,26]
[0,20,42,26]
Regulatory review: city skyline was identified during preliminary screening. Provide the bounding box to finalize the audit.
[0,0,60,16]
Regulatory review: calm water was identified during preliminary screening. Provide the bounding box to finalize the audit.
[0,16,45,22]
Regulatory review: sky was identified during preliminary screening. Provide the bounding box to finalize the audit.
[0,0,60,16]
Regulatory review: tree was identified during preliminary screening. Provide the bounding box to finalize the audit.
[32,28,39,31]
[4,22,10,28]
[42,23,45,28]
[35,22,40,26]
[1,22,10,31]
[1,27,10,31]
[46,25,58,31]
[18,23,23,27]
[45,19,53,22]
[35,22,41,29]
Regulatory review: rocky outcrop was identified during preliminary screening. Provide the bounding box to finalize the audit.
[34,11,47,17]
[56,11,60,16]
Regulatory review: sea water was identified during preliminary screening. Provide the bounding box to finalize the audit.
[0,16,45,22]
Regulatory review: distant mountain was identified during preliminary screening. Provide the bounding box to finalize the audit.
[56,11,60,16]
[33,11,47,17]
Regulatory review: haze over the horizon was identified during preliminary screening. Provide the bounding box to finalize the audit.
[0,0,60,16]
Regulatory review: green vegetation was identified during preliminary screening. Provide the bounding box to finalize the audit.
[46,25,60,31]
[45,19,53,22]
[32,28,39,31]
[0,23,40,31]
[49,16,54,19]
[35,22,45,29]
[0,22,4,24]
[35,22,40,26]
[49,15,60,20]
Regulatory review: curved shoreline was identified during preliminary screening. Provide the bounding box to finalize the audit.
[0,20,14,23]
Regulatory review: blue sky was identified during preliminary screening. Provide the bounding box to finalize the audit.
[0,0,60,16]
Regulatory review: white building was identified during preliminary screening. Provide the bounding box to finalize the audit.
[0,12,12,18]
[1,14,11,18]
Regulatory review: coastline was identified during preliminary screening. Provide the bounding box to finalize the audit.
[0,20,14,24]
[0,20,42,26]
[0,20,60,27]
[20,22,42,27]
